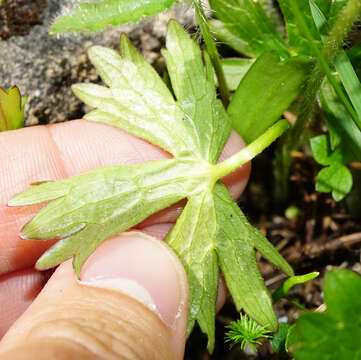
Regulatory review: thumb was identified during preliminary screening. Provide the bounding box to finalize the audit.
[0,232,188,360]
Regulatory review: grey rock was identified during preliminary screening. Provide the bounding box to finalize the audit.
[0,0,195,125]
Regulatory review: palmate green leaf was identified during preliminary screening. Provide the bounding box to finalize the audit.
[9,21,292,352]
[166,190,219,350]
[213,183,293,328]
[10,159,205,273]
[51,0,175,33]
[73,35,200,159]
[209,0,289,58]
[162,21,232,163]
[291,270,361,360]
[228,52,311,143]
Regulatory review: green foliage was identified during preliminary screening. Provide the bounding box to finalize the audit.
[51,0,175,33]
[316,164,353,202]
[277,0,330,55]
[0,86,26,132]
[272,272,319,303]
[225,314,271,351]
[228,52,311,143]
[220,59,253,92]
[10,21,292,352]
[285,205,300,220]
[209,0,289,58]
[270,322,292,354]
[311,134,354,201]
[290,269,361,360]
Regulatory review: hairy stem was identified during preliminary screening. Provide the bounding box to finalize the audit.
[214,120,290,180]
[193,0,230,107]
[274,0,361,204]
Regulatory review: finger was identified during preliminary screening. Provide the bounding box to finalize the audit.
[0,121,250,274]
[0,269,48,339]
[0,233,188,360]
[1,224,226,340]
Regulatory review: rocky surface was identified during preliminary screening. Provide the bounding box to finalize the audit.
[0,0,194,125]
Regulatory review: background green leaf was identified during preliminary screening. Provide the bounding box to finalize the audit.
[315,163,353,201]
[209,0,289,58]
[271,323,292,354]
[320,81,361,161]
[220,58,254,91]
[228,52,311,143]
[272,272,319,303]
[51,0,174,33]
[292,269,361,360]
[0,86,26,132]
[277,0,330,55]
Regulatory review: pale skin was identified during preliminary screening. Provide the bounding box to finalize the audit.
[0,120,250,359]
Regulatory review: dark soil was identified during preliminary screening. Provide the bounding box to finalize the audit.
[0,0,47,40]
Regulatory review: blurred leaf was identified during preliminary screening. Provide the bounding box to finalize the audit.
[291,269,361,360]
[285,324,299,352]
[271,323,292,354]
[334,51,361,119]
[277,0,330,55]
[51,0,174,33]
[0,86,26,132]
[348,43,361,80]
[345,168,361,218]
[228,52,311,143]
[272,272,319,303]
[328,0,348,28]
[208,19,256,58]
[220,58,254,91]
[320,81,361,161]
[315,163,353,201]
[310,135,355,166]
[209,0,289,58]
[285,205,300,220]
[258,0,286,38]
[310,1,361,125]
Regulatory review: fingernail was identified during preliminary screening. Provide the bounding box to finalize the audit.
[79,231,187,327]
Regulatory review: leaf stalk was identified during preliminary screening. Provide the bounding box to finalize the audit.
[213,120,290,180]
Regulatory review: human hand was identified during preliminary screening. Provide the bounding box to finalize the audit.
[0,120,250,359]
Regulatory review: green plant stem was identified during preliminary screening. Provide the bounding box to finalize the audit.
[214,120,290,180]
[193,0,230,107]
[274,0,361,204]
[290,0,361,129]
[285,297,308,311]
